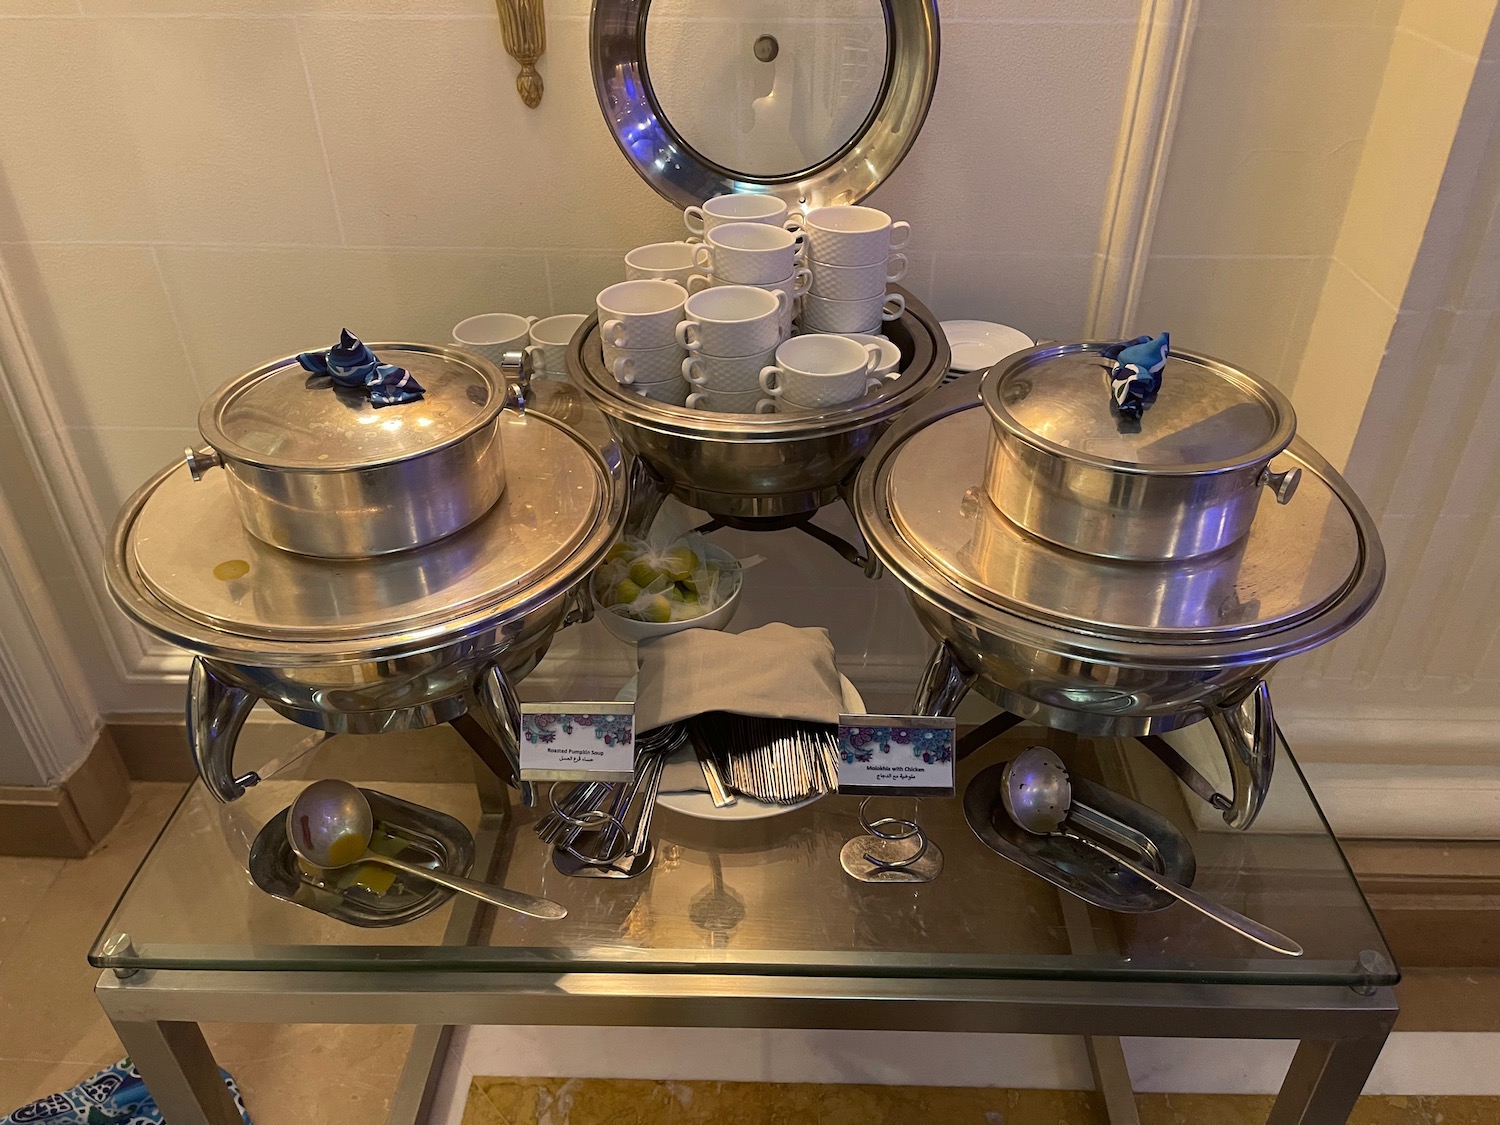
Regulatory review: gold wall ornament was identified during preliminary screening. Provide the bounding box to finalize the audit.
[497,0,546,108]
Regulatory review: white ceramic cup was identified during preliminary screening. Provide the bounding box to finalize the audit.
[838,332,902,379]
[682,344,779,393]
[624,241,699,285]
[758,333,882,408]
[601,341,687,385]
[630,377,691,406]
[692,222,807,285]
[684,193,800,239]
[685,386,777,414]
[800,291,906,334]
[689,268,808,336]
[808,254,908,300]
[800,205,911,267]
[596,280,688,349]
[527,313,586,375]
[676,285,789,357]
[453,313,536,368]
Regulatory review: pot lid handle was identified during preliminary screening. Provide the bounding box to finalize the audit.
[296,329,427,407]
[1100,332,1170,421]
[500,345,539,415]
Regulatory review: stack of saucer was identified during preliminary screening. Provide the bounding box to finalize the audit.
[800,205,911,334]
[678,285,788,414]
[596,280,690,405]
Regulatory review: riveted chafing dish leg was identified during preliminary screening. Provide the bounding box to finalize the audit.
[561,579,595,627]
[837,473,883,579]
[1207,679,1276,830]
[470,663,537,807]
[623,456,672,539]
[912,641,976,717]
[187,657,260,803]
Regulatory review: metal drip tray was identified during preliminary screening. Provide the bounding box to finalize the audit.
[963,763,1196,913]
[248,788,475,927]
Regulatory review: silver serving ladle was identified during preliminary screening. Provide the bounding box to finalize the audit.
[1002,747,1302,957]
[287,779,567,920]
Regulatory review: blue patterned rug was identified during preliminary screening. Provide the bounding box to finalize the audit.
[3,1058,251,1125]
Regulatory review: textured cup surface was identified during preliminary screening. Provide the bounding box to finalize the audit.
[801,205,910,267]
[676,285,788,356]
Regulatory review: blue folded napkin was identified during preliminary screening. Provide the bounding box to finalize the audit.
[297,329,425,407]
[1100,332,1169,420]
[2,1057,252,1125]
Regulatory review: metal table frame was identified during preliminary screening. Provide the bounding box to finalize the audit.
[94,764,1398,1125]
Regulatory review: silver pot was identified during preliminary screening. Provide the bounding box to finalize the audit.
[569,287,950,522]
[983,343,1303,561]
[186,343,520,558]
[853,375,1385,828]
[108,405,624,802]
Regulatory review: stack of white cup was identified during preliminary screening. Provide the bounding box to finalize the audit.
[801,205,911,334]
[683,195,810,336]
[452,313,536,369]
[595,280,691,405]
[756,334,885,414]
[678,285,789,413]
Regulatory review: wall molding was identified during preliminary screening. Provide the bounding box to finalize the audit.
[0,725,129,856]
[1084,0,1198,337]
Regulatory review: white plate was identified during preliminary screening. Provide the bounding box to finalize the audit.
[940,320,1035,373]
[649,675,865,823]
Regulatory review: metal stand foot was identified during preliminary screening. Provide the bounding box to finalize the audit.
[1266,1035,1389,1125]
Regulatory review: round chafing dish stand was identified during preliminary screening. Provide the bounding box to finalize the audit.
[107,353,627,806]
[853,371,1386,830]
[569,286,950,571]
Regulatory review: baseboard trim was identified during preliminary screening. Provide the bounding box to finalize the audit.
[108,712,195,782]
[0,726,130,857]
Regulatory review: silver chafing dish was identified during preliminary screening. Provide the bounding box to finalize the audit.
[853,352,1385,829]
[106,351,625,803]
[569,290,949,558]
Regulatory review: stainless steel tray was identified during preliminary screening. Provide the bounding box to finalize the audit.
[963,763,1196,913]
[248,788,475,928]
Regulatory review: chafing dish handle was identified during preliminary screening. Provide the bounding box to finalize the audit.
[499,346,539,415]
[472,663,538,807]
[187,657,260,803]
[1207,679,1276,830]
[912,641,977,717]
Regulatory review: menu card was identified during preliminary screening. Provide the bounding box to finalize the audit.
[518,702,636,781]
[835,715,957,797]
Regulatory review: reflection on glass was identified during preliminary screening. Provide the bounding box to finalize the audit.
[644,0,888,178]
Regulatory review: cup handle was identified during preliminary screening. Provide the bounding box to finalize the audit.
[755,398,778,414]
[771,289,790,317]
[886,253,909,283]
[758,366,783,396]
[862,343,882,377]
[791,236,807,264]
[676,321,701,350]
[685,391,706,409]
[610,356,636,385]
[864,375,883,394]
[686,272,713,294]
[789,266,812,296]
[525,314,538,325]
[889,220,911,252]
[684,206,706,237]
[683,356,706,385]
[600,318,626,348]
[881,292,906,321]
[693,245,713,270]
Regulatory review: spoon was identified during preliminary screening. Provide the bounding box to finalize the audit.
[287,779,567,920]
[1002,747,1302,957]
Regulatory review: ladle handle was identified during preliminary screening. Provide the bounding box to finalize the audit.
[1064,830,1303,957]
[363,852,567,920]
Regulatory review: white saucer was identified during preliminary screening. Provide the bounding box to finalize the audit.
[940,320,1035,373]
[652,674,865,823]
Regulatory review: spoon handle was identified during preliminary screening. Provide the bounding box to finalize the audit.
[1065,830,1303,957]
[364,853,568,920]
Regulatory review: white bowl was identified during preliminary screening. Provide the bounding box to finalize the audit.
[594,543,742,645]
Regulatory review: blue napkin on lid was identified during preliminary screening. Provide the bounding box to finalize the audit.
[297,329,425,407]
[1100,332,1169,420]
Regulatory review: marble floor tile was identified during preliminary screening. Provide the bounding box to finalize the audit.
[0,854,65,962]
[0,783,186,1067]
[1395,969,1500,1031]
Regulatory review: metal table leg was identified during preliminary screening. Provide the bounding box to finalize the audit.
[1267,1033,1390,1125]
[108,1019,241,1125]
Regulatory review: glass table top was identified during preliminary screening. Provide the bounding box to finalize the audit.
[91,682,1396,988]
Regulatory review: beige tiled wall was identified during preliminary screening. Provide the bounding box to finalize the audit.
[0,0,1140,711]
[1131,0,1400,389]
